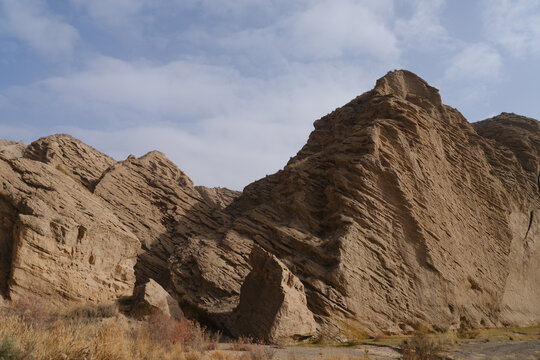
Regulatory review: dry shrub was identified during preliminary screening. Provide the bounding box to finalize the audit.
[0,303,217,360]
[7,296,52,327]
[400,333,445,360]
[210,350,237,360]
[63,303,118,320]
[141,312,218,351]
[456,322,479,340]
[231,336,253,351]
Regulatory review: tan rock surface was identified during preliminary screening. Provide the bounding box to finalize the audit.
[93,151,232,292]
[0,70,538,342]
[196,186,241,209]
[24,134,116,190]
[0,154,140,304]
[473,113,540,326]
[172,70,540,338]
[230,246,317,343]
[131,278,183,319]
[0,141,26,160]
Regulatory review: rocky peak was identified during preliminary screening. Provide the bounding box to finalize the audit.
[373,69,442,108]
[24,134,116,190]
[0,140,26,160]
[171,70,540,338]
[474,113,540,174]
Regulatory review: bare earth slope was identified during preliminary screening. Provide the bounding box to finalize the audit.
[171,70,540,338]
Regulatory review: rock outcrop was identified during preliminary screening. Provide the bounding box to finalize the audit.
[0,69,538,343]
[0,141,26,160]
[230,246,317,343]
[171,70,540,338]
[131,278,183,319]
[196,186,241,209]
[24,134,116,190]
[20,136,237,299]
[0,154,140,304]
[93,151,231,289]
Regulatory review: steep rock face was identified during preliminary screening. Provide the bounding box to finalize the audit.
[230,246,317,343]
[196,186,241,209]
[0,154,140,304]
[24,134,116,190]
[22,135,240,305]
[173,70,540,336]
[474,113,540,180]
[93,151,231,291]
[473,113,540,325]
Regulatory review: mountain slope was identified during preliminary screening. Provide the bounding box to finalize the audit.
[172,70,540,336]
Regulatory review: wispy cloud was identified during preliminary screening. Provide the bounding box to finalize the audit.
[444,43,502,81]
[0,0,79,58]
[483,0,540,56]
[0,55,380,188]
[395,0,456,51]
[220,0,399,63]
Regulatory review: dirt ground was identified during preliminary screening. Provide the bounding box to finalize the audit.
[445,340,540,360]
[258,340,540,359]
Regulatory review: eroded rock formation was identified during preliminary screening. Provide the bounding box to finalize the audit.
[230,246,317,343]
[170,70,540,337]
[0,69,538,343]
[0,154,140,304]
[131,278,183,319]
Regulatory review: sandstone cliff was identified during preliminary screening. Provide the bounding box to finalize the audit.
[0,153,140,304]
[0,70,538,343]
[171,70,540,337]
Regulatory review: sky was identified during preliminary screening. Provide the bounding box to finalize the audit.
[1,0,540,190]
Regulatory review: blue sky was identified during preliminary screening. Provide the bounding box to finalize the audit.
[1,0,540,189]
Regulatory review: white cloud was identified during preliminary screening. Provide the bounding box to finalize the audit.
[395,0,456,51]
[220,0,399,62]
[483,0,540,56]
[0,55,381,188]
[444,43,502,81]
[0,0,79,57]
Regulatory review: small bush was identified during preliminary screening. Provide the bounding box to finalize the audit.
[231,336,254,351]
[8,296,52,327]
[63,303,118,320]
[0,336,21,360]
[401,333,445,360]
[457,322,479,340]
[210,350,236,360]
[141,313,217,351]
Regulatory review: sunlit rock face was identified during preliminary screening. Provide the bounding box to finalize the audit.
[171,70,540,338]
[0,70,538,344]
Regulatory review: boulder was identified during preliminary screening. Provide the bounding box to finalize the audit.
[230,246,317,343]
[131,278,183,319]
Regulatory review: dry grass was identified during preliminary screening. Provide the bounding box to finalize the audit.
[231,336,254,351]
[400,333,446,360]
[0,299,230,360]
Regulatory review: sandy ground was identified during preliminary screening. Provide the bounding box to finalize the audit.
[229,340,540,359]
[273,345,401,359]
[445,340,540,360]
